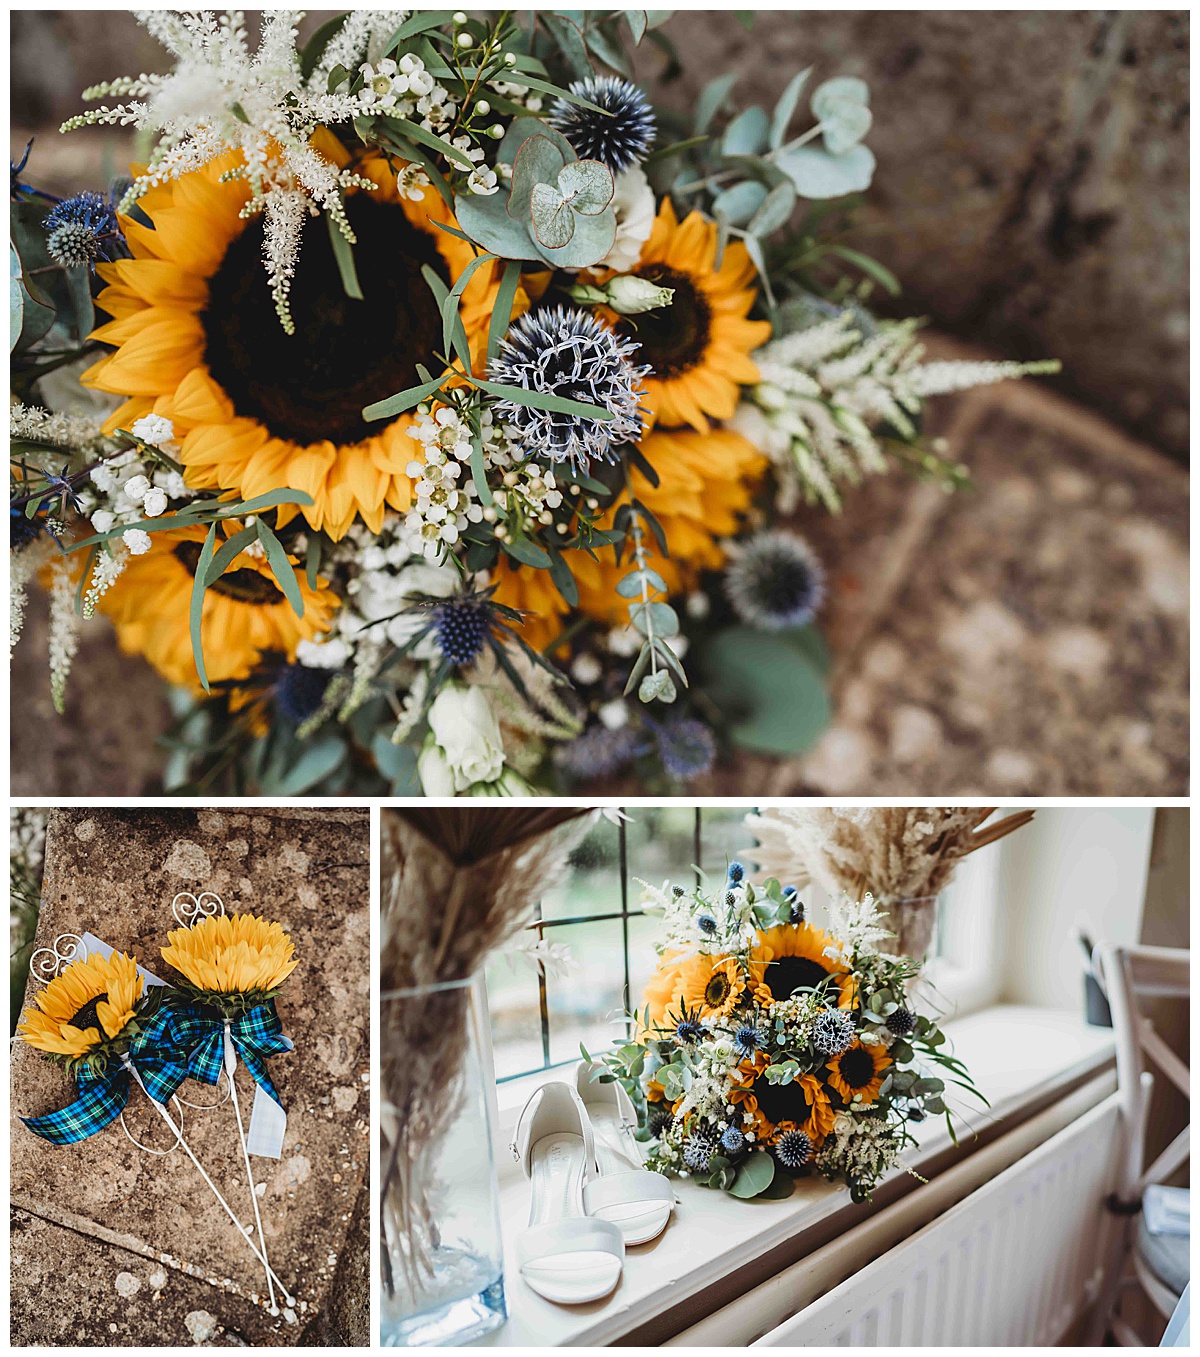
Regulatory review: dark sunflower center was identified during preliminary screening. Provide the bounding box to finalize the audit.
[704,973,731,1006]
[70,994,109,1032]
[201,194,448,447]
[837,1047,877,1089]
[616,264,711,380]
[174,540,283,605]
[764,956,831,1002]
[752,1073,808,1127]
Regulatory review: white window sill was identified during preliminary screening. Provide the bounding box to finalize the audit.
[477,1004,1115,1347]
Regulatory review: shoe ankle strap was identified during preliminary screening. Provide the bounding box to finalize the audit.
[510,1080,595,1177]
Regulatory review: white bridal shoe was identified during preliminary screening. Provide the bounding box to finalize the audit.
[511,1082,625,1305]
[575,1061,675,1246]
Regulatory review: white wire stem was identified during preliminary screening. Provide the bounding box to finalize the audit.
[224,1023,281,1317]
[120,1057,294,1305]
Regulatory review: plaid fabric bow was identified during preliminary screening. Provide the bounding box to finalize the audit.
[21,1006,194,1146]
[182,1001,291,1105]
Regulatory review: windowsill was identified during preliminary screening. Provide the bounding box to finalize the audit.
[477,1004,1115,1347]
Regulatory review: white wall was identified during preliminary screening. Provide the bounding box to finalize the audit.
[997,807,1155,1008]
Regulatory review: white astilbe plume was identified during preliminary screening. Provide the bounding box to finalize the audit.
[61,10,388,332]
[731,307,1060,513]
[81,545,130,619]
[47,558,81,714]
[10,404,106,453]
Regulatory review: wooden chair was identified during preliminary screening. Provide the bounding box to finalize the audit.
[1087,944,1190,1345]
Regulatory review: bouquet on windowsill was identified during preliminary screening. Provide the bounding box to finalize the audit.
[601,863,984,1203]
[9,10,1059,795]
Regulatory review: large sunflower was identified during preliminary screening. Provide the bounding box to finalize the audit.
[609,197,771,433]
[96,524,338,691]
[675,953,747,1021]
[161,912,298,994]
[730,1063,836,1145]
[749,923,855,1010]
[641,951,687,1029]
[826,1040,891,1106]
[82,131,527,540]
[492,425,766,646]
[17,952,143,1058]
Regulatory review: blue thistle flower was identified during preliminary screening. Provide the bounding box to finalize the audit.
[647,1101,673,1136]
[733,1024,762,1057]
[811,1009,856,1057]
[696,914,718,936]
[727,861,745,884]
[44,191,124,270]
[433,595,492,666]
[655,717,716,781]
[488,306,648,473]
[683,1127,719,1173]
[554,721,643,781]
[886,1007,917,1037]
[275,663,333,724]
[724,530,826,630]
[675,1016,706,1044]
[720,1124,746,1154]
[783,886,806,923]
[10,506,42,551]
[549,77,656,173]
[775,1129,814,1170]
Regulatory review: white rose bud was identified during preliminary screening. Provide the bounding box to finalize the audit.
[603,274,676,315]
[425,684,505,791]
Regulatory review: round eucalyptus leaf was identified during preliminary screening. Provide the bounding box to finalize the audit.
[638,669,677,704]
[812,76,871,117]
[454,189,541,260]
[711,179,768,227]
[699,626,831,755]
[776,143,876,200]
[498,116,575,167]
[533,204,616,269]
[558,158,614,215]
[509,134,570,219]
[729,1150,776,1198]
[747,180,797,237]
[721,104,770,158]
[530,182,576,249]
[818,96,873,155]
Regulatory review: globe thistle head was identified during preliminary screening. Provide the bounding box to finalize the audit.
[724,530,826,630]
[671,885,687,898]
[727,861,745,885]
[655,717,716,781]
[647,1101,674,1137]
[549,77,656,173]
[488,306,648,474]
[811,1008,856,1057]
[696,914,718,937]
[11,506,42,551]
[675,1015,706,1044]
[783,886,806,924]
[733,1023,763,1057]
[725,890,737,908]
[44,191,123,269]
[683,1126,719,1173]
[275,663,332,724]
[720,1123,746,1154]
[775,1128,814,1170]
[433,595,492,666]
[886,1007,917,1037]
[555,721,642,781]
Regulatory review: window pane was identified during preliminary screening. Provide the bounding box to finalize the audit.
[622,807,701,888]
[484,952,544,1080]
[539,813,622,921]
[698,806,758,878]
[545,918,627,1067]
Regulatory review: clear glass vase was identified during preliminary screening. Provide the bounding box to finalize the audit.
[380,975,507,1346]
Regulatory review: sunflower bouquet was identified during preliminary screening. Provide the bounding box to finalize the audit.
[601,864,982,1203]
[10,10,1059,794]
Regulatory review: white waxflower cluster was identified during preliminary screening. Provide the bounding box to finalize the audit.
[62,11,401,332]
[402,406,486,560]
[485,430,565,529]
[770,992,824,1049]
[488,78,545,114]
[814,1109,903,1184]
[732,308,1058,513]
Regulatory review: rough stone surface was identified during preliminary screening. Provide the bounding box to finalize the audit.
[10,809,371,1346]
[638,10,1190,458]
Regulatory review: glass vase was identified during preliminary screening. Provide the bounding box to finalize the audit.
[380,975,506,1346]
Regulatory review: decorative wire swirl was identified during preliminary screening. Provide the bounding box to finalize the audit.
[120,1095,186,1156]
[176,1066,232,1110]
[29,934,85,983]
[171,890,225,927]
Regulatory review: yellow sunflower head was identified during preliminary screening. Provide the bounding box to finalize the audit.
[750,922,855,1010]
[161,913,298,995]
[492,424,766,647]
[641,951,687,1031]
[608,197,771,434]
[17,951,143,1058]
[95,523,338,691]
[826,1040,891,1107]
[81,130,528,542]
[676,953,747,1021]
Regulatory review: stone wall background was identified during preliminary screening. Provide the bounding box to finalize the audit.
[10,8,1190,458]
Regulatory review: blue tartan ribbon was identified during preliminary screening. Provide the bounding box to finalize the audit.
[21,1006,194,1146]
[182,1001,291,1105]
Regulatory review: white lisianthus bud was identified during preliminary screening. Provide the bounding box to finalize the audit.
[423,683,505,792]
[604,274,675,315]
[141,487,168,517]
[122,528,152,555]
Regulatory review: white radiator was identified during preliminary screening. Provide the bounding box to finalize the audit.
[753,1093,1122,1347]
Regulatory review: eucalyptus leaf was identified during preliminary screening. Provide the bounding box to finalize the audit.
[721,105,770,158]
[694,71,737,136]
[747,180,797,237]
[509,134,570,218]
[638,669,676,703]
[275,736,347,794]
[769,66,813,149]
[531,206,616,269]
[454,188,542,260]
[557,158,615,215]
[729,1152,776,1199]
[711,180,768,227]
[630,601,679,638]
[529,183,576,249]
[498,117,577,167]
[778,143,876,199]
